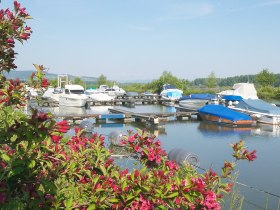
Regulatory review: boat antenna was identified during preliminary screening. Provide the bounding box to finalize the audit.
[247,75,250,83]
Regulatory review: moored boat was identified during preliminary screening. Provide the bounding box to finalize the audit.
[231,99,280,125]
[85,89,114,102]
[59,85,88,107]
[88,84,126,98]
[160,84,183,101]
[198,104,253,126]
[179,93,217,110]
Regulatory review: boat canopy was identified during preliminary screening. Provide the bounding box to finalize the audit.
[180,94,217,101]
[198,104,252,121]
[163,84,177,90]
[236,99,280,115]
[65,85,84,91]
[222,95,243,101]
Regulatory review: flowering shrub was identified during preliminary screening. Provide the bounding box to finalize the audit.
[0,1,257,209]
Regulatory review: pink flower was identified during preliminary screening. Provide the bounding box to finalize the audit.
[134,144,141,152]
[148,153,155,161]
[54,120,70,133]
[128,136,135,143]
[14,1,21,10]
[51,135,62,143]
[246,150,257,162]
[203,190,221,210]
[175,197,181,205]
[41,78,49,88]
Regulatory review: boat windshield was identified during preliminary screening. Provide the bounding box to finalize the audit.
[164,84,177,90]
[70,90,84,94]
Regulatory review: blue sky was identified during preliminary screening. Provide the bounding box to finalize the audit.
[2,0,280,81]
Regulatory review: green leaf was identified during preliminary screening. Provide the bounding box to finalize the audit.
[87,204,96,210]
[122,180,127,191]
[108,198,119,203]
[125,194,135,202]
[8,167,24,177]
[142,186,150,192]
[182,192,192,202]
[11,134,18,142]
[1,153,10,162]
[165,192,178,199]
[28,160,36,169]
[64,197,73,209]
[100,165,107,176]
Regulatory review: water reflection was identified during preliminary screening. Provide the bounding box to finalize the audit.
[51,106,87,116]
[89,106,112,114]
[252,124,280,137]
[197,121,253,137]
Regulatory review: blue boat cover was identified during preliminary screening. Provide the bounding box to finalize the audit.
[198,104,252,121]
[180,94,216,101]
[236,99,280,115]
[222,95,243,101]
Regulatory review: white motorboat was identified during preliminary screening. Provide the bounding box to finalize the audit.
[85,89,114,102]
[160,84,183,101]
[42,87,63,102]
[89,84,126,98]
[59,85,88,107]
[103,85,126,97]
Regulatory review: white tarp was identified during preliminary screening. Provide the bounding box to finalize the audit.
[218,83,258,99]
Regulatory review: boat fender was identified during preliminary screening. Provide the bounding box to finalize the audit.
[168,148,199,168]
[108,131,124,146]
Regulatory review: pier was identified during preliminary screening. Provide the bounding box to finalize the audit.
[54,107,197,126]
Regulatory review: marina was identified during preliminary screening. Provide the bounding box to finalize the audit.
[36,102,280,210]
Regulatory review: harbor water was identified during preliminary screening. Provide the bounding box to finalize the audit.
[42,104,280,210]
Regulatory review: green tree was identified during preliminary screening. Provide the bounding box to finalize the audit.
[49,79,57,87]
[255,69,276,87]
[206,71,217,88]
[149,71,187,93]
[97,74,107,87]
[73,77,84,86]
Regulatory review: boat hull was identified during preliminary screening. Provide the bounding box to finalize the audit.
[199,113,253,126]
[179,99,209,110]
[198,104,253,126]
[229,98,280,125]
[59,96,88,107]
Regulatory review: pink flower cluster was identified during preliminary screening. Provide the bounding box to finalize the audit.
[122,131,167,166]
[0,1,32,72]
[0,78,25,106]
[231,140,257,162]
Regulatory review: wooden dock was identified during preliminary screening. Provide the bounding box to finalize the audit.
[54,108,197,126]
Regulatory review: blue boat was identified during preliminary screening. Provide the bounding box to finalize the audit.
[160,84,183,101]
[198,104,253,126]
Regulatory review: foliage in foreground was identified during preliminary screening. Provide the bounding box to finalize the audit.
[0,1,257,209]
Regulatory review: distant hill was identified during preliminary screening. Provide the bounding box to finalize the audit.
[4,70,151,84]
[4,70,97,82]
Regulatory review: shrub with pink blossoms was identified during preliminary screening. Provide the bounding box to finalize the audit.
[0,1,257,209]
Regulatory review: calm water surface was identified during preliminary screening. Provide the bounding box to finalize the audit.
[43,104,280,210]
